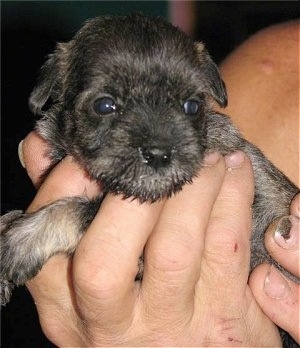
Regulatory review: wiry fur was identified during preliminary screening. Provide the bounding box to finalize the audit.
[1,14,299,347]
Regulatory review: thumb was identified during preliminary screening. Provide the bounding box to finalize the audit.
[249,264,300,344]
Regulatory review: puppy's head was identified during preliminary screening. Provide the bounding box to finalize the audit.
[30,14,227,201]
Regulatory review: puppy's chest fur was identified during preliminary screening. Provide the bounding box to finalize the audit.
[1,14,299,347]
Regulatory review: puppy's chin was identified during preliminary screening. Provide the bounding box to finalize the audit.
[81,145,203,202]
[99,166,196,203]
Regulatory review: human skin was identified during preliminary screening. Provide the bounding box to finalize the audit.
[22,135,300,345]
[249,194,299,343]
[22,132,281,346]
[219,20,299,186]
[218,20,299,343]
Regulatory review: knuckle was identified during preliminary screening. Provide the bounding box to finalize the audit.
[147,237,195,275]
[75,265,122,301]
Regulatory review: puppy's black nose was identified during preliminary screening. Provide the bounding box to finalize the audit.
[140,147,172,169]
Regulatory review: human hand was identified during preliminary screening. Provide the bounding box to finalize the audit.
[249,193,300,344]
[20,132,281,346]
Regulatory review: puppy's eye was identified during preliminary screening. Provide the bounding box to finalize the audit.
[93,97,117,115]
[183,100,200,115]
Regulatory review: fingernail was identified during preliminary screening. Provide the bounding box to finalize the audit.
[18,140,25,168]
[203,152,221,166]
[225,151,245,170]
[264,265,291,299]
[274,215,299,250]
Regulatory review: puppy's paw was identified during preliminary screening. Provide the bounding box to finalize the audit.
[0,279,14,306]
[1,211,24,305]
[1,210,46,292]
[1,197,98,304]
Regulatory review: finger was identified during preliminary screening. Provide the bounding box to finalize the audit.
[25,155,101,344]
[264,215,299,277]
[201,152,254,293]
[27,156,101,213]
[26,255,84,347]
[141,153,226,319]
[19,131,51,187]
[26,155,101,291]
[73,193,164,332]
[249,264,300,343]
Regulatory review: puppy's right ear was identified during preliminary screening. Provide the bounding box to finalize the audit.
[29,43,69,115]
[195,42,228,108]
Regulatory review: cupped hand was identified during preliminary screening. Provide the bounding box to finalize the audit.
[21,132,281,347]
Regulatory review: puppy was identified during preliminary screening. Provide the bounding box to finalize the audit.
[1,14,299,346]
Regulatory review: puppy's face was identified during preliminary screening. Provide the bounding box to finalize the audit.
[30,14,227,201]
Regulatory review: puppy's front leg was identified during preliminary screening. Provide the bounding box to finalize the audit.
[0,196,100,305]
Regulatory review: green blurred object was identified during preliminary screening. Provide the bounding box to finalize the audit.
[3,1,168,35]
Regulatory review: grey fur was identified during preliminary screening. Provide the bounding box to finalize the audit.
[1,14,299,346]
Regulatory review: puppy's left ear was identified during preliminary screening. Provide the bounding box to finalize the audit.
[29,42,70,115]
[195,42,228,108]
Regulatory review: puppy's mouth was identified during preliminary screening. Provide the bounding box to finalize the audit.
[96,148,197,203]
[101,171,193,202]
[82,140,202,202]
